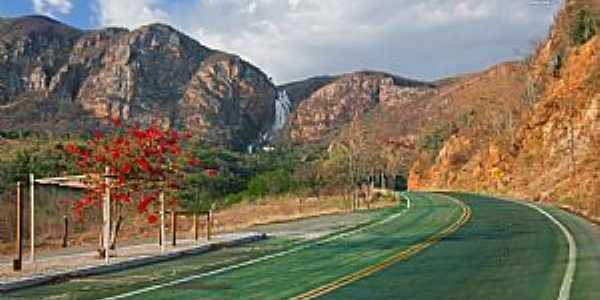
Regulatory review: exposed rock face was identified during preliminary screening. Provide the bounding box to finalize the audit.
[0,16,276,149]
[279,75,338,108]
[286,71,433,144]
[409,1,600,218]
[180,53,276,148]
[408,61,528,190]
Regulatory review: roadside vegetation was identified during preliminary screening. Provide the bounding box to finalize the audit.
[0,118,401,255]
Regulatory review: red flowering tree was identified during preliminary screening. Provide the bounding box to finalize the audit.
[65,120,198,250]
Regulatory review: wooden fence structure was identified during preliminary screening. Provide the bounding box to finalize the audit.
[11,171,214,271]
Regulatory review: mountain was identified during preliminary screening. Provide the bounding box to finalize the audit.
[0,16,276,150]
[281,71,434,144]
[276,63,527,176]
[409,0,600,219]
[279,75,339,108]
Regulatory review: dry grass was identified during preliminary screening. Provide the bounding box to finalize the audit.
[0,193,397,256]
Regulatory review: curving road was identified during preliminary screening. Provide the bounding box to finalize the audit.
[321,193,593,300]
[4,192,600,300]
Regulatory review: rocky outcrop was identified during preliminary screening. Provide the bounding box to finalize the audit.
[407,61,528,190]
[180,53,276,148]
[286,71,433,144]
[409,1,600,218]
[0,16,276,149]
[279,75,338,108]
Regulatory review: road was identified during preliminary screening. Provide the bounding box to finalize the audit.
[3,192,600,299]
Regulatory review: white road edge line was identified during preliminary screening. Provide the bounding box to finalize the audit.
[520,202,576,300]
[98,194,412,300]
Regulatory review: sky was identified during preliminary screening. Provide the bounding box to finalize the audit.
[1,0,561,84]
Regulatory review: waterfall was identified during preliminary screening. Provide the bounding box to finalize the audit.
[247,90,292,154]
[272,90,292,132]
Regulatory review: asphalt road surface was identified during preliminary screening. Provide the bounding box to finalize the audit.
[4,192,599,300]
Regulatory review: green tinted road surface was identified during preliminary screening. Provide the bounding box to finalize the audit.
[321,193,598,300]
[5,192,599,300]
[4,193,464,300]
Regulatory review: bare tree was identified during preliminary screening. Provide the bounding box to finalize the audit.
[319,115,376,209]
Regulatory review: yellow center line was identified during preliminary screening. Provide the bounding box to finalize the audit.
[291,195,471,300]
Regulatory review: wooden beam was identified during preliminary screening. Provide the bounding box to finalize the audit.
[171,210,177,247]
[103,167,110,264]
[193,213,198,242]
[152,210,209,216]
[13,182,23,271]
[160,190,165,252]
[158,225,162,247]
[62,215,69,248]
[29,173,35,262]
[207,209,212,241]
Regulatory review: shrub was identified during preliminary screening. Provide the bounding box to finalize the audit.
[416,123,457,155]
[247,169,294,197]
[570,9,597,45]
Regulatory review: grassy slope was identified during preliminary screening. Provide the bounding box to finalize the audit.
[4,193,462,300]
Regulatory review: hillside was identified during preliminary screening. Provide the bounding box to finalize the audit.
[369,62,528,172]
[283,71,434,144]
[279,75,339,108]
[410,0,600,219]
[0,16,276,150]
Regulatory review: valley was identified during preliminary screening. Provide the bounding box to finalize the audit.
[0,0,599,299]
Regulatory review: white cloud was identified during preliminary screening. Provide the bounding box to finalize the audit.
[288,0,302,11]
[241,1,258,14]
[94,0,560,83]
[95,0,169,29]
[32,0,73,16]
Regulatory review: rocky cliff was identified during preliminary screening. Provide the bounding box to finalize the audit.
[284,71,434,144]
[0,16,276,149]
[409,0,600,218]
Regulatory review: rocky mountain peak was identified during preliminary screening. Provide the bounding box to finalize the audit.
[0,15,276,149]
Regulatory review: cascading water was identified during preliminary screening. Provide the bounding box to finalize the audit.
[247,90,292,154]
[272,90,292,132]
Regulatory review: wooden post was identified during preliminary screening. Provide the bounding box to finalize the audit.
[158,225,162,246]
[160,190,165,252]
[171,210,177,247]
[29,173,35,263]
[193,213,198,242]
[103,167,111,264]
[62,216,69,248]
[13,182,23,271]
[207,210,212,241]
